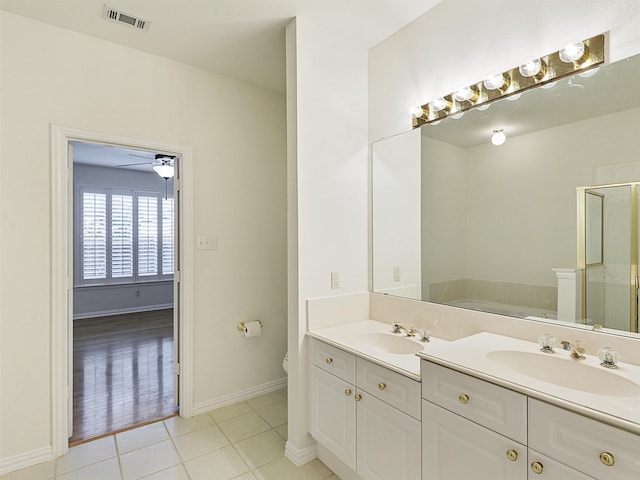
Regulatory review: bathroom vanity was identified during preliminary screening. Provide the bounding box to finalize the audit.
[306,320,640,480]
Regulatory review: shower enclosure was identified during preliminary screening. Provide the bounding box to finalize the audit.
[578,182,639,332]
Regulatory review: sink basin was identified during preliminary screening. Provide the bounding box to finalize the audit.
[487,350,640,397]
[354,332,424,355]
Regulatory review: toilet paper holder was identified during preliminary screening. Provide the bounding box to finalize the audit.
[236,320,263,332]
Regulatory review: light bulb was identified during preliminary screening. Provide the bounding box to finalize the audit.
[409,106,425,118]
[541,81,557,89]
[519,58,543,77]
[453,86,478,102]
[559,41,587,63]
[429,97,449,112]
[579,67,599,78]
[483,72,508,90]
[506,92,522,101]
[477,103,491,111]
[491,129,506,146]
[451,111,464,119]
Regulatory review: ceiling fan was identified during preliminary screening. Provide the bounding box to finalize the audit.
[118,153,176,198]
[117,153,176,179]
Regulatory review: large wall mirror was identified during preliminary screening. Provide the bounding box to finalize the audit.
[372,52,640,335]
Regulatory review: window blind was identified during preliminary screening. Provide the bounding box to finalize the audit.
[82,192,107,279]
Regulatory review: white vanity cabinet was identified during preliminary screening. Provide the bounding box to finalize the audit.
[529,399,640,480]
[309,338,421,480]
[421,362,527,480]
[421,359,640,480]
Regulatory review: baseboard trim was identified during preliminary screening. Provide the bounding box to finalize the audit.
[284,440,317,466]
[73,304,173,320]
[191,377,287,416]
[0,446,53,476]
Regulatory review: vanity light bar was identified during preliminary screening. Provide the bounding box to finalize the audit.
[411,33,605,128]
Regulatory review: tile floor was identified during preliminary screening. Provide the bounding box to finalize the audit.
[2,388,339,480]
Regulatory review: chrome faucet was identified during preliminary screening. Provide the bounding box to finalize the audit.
[392,322,417,337]
[561,340,586,360]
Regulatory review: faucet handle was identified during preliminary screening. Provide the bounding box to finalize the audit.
[598,347,620,369]
[392,322,401,334]
[420,329,432,342]
[538,334,556,353]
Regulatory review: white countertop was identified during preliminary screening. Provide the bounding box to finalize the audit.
[418,332,640,434]
[307,319,450,380]
[307,321,640,434]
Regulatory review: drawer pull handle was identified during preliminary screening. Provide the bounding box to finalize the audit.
[345,389,352,397]
[458,393,470,404]
[530,462,544,474]
[599,452,615,467]
[325,357,333,365]
[506,449,518,462]
[378,382,387,391]
[355,394,362,401]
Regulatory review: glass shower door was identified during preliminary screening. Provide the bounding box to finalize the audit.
[579,183,638,332]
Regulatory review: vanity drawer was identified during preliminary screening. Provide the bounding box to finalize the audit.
[422,361,527,443]
[529,399,640,480]
[357,358,421,419]
[310,338,356,384]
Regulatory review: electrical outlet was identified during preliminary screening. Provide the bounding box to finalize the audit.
[393,267,401,282]
[331,271,341,289]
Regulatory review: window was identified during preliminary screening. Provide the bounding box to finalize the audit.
[77,186,174,285]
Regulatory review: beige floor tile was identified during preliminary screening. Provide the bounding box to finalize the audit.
[56,436,117,475]
[0,458,56,480]
[231,472,257,480]
[172,424,230,461]
[183,445,249,480]
[209,402,253,423]
[255,399,287,427]
[234,430,285,469]
[116,421,170,454]
[217,412,271,443]
[246,392,285,410]
[138,464,189,480]
[254,457,332,480]
[119,440,181,480]
[56,458,121,480]
[164,413,213,437]
[274,423,287,440]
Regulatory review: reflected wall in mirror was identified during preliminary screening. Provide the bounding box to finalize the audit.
[372,52,640,334]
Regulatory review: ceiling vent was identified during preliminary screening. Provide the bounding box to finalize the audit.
[102,5,150,32]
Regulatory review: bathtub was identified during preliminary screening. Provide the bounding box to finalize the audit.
[445,298,557,320]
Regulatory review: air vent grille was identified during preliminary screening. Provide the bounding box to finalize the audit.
[102,5,150,32]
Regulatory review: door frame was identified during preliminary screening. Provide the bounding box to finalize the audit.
[51,124,194,456]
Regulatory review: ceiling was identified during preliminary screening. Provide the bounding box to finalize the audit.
[0,0,440,94]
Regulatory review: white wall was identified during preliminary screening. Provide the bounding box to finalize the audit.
[0,11,286,467]
[286,15,369,462]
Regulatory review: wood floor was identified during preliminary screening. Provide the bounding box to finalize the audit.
[71,309,177,444]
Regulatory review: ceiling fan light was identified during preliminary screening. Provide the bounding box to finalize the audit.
[153,164,174,179]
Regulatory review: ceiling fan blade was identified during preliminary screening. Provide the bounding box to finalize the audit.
[116,161,153,167]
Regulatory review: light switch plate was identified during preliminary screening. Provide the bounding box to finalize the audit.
[197,235,218,250]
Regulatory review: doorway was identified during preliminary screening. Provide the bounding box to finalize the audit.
[51,125,194,457]
[70,141,178,443]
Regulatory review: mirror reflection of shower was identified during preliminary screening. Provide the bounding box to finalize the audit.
[578,183,638,333]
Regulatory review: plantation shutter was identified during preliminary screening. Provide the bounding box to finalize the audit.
[111,194,134,278]
[162,197,174,275]
[82,192,107,280]
[138,195,158,276]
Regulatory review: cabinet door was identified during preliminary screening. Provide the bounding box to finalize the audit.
[357,392,421,480]
[528,450,596,480]
[309,366,356,470]
[422,400,526,480]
